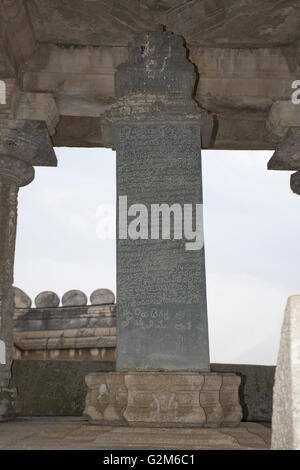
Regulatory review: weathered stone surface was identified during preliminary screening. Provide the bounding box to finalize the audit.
[9,360,274,421]
[0,0,36,71]
[110,26,210,371]
[14,92,59,136]
[13,287,32,309]
[84,371,242,428]
[0,155,34,188]
[211,363,275,423]
[0,418,272,450]
[267,101,300,138]
[14,303,116,331]
[291,171,300,195]
[124,372,207,426]
[0,119,57,168]
[24,0,300,48]
[268,127,300,196]
[10,360,114,417]
[199,374,223,427]
[0,387,17,422]
[14,328,116,352]
[272,296,300,450]
[62,290,87,307]
[90,289,115,305]
[22,40,292,150]
[13,301,116,361]
[84,371,127,424]
[35,291,60,308]
[220,374,243,427]
[2,1,300,152]
[268,128,300,172]
[0,153,34,421]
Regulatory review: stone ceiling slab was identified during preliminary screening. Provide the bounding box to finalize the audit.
[25,0,300,48]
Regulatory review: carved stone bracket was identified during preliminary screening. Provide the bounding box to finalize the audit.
[267,100,300,195]
[0,155,34,187]
[0,119,56,167]
[268,127,300,195]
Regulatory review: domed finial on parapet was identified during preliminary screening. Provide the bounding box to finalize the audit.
[90,289,115,305]
[13,287,32,309]
[62,290,87,307]
[35,291,60,308]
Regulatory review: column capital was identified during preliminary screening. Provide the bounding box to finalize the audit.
[0,155,34,187]
[0,118,56,168]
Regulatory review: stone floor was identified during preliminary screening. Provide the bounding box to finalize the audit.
[0,417,271,450]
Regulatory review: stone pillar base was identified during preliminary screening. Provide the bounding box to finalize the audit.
[0,387,17,422]
[84,371,242,428]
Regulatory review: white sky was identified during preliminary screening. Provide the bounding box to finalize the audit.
[14,147,300,366]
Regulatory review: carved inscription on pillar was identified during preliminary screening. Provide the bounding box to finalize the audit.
[116,123,209,370]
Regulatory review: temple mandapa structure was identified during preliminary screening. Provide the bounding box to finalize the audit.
[0,0,300,449]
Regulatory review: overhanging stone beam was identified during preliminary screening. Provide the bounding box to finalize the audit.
[18,42,297,149]
[1,1,300,149]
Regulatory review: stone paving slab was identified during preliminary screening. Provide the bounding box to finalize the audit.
[0,417,271,450]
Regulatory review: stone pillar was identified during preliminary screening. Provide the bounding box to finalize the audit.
[103,25,212,371]
[84,27,242,428]
[272,296,300,450]
[0,155,34,421]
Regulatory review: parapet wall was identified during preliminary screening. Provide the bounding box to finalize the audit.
[13,287,116,361]
[9,360,275,423]
[11,287,275,423]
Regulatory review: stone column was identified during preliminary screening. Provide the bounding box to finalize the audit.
[0,155,34,421]
[103,25,212,371]
[272,296,300,450]
[84,27,242,428]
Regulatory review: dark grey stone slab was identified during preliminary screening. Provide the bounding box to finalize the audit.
[116,122,209,370]
[10,360,115,416]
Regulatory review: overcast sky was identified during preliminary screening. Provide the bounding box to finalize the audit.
[14,147,300,365]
